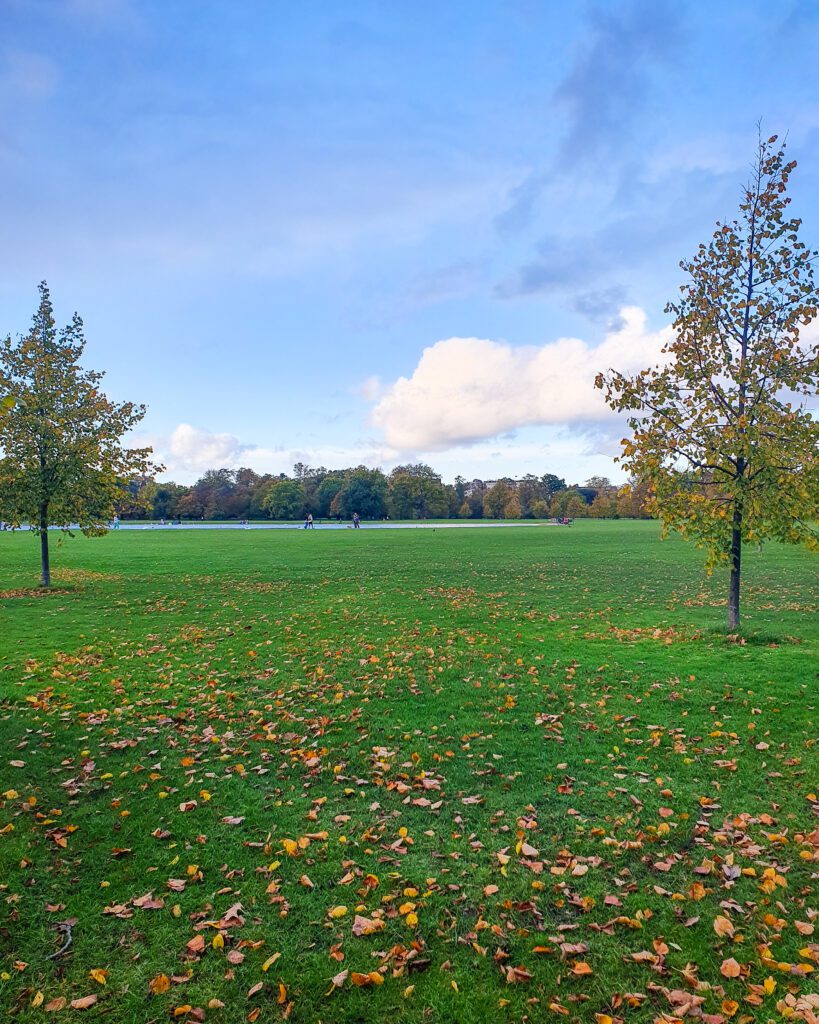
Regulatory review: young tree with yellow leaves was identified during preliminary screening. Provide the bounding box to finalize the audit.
[596,136,818,630]
[0,283,160,586]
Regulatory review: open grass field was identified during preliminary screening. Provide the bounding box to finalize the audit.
[0,521,817,1024]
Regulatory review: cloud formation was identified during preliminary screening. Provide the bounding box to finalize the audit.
[142,423,398,484]
[164,424,246,473]
[370,307,672,452]
[555,0,682,166]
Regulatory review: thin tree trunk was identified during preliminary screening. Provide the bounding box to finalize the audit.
[39,503,51,588]
[728,504,742,631]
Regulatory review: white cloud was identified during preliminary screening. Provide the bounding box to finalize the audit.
[165,423,245,472]
[139,423,398,484]
[370,306,672,452]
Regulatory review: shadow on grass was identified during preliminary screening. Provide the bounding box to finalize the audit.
[703,626,805,646]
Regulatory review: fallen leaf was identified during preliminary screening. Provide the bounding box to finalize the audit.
[714,915,735,938]
[70,995,98,1010]
[352,914,385,937]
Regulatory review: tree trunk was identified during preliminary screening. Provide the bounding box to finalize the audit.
[727,505,742,631]
[39,503,51,588]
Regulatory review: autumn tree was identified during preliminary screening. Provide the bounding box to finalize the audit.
[0,283,159,586]
[596,136,819,629]
[483,481,513,519]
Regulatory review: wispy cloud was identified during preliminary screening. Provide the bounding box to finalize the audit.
[494,0,684,238]
[554,0,683,166]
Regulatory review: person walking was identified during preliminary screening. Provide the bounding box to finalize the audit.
[352,512,360,529]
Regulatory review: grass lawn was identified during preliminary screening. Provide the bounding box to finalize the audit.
[0,521,816,1023]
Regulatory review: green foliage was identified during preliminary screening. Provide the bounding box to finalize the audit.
[264,478,306,520]
[0,283,158,584]
[597,136,819,627]
[387,464,448,519]
[334,467,387,519]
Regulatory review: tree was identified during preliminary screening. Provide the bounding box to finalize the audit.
[264,478,305,520]
[483,481,513,519]
[596,135,819,629]
[387,464,447,519]
[315,473,345,517]
[335,467,387,519]
[0,283,158,586]
[504,494,522,519]
[540,473,566,500]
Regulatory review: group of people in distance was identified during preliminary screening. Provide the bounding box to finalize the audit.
[304,512,360,529]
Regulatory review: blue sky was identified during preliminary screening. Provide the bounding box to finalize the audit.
[2,0,818,483]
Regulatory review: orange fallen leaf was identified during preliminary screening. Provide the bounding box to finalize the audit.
[720,957,742,978]
[714,915,735,938]
[148,974,171,995]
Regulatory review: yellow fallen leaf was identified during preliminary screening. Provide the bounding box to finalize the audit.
[31,991,44,1008]
[328,905,348,919]
[261,952,281,972]
[89,969,107,985]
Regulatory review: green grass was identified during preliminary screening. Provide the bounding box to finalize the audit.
[0,521,816,1023]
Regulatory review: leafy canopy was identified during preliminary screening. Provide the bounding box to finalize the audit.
[0,282,159,534]
[596,136,819,570]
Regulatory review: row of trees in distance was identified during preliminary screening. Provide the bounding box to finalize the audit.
[119,465,652,522]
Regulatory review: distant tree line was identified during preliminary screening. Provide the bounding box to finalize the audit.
[118,463,653,521]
